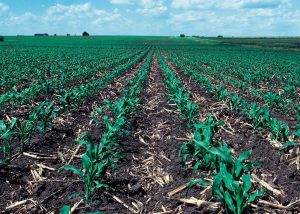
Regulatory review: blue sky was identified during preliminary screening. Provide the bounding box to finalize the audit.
[0,0,299,36]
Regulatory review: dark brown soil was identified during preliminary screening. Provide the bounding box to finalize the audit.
[109,52,216,213]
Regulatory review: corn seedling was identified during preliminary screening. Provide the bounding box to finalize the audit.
[29,101,59,133]
[177,109,264,213]
[180,115,224,172]
[187,140,264,214]
[212,163,264,214]
[0,102,58,163]
[60,205,71,214]
[63,134,109,204]
[0,117,18,163]
[14,102,58,152]
[245,103,270,129]
[269,118,289,142]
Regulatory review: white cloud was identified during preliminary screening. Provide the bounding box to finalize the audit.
[168,10,215,24]
[220,0,284,9]
[45,3,92,21]
[110,0,135,4]
[171,0,212,9]
[140,0,165,8]
[92,9,121,25]
[171,0,286,9]
[124,0,167,16]
[47,3,91,15]
[110,0,164,7]
[136,6,167,16]
[0,2,123,35]
[41,3,121,25]
[0,2,9,14]
[9,12,36,23]
[166,0,298,36]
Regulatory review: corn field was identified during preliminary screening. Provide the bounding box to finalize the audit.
[0,36,299,213]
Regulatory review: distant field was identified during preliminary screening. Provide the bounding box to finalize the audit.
[1,35,200,47]
[2,35,300,49]
[0,36,299,213]
[205,36,300,49]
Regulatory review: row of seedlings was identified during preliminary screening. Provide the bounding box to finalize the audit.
[163,51,300,151]
[158,51,264,214]
[60,49,154,211]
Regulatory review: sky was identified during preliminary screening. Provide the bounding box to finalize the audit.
[0,0,299,36]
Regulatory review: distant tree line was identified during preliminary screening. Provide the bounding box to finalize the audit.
[34,33,49,36]
[180,34,224,38]
[33,32,90,37]
[0,36,3,42]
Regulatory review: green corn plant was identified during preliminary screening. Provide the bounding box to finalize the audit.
[173,89,265,213]
[239,82,247,93]
[215,85,230,101]
[170,88,199,127]
[212,162,264,214]
[264,92,287,114]
[63,134,109,204]
[97,99,134,167]
[58,91,76,111]
[0,117,18,162]
[183,101,199,126]
[89,104,125,169]
[29,101,59,133]
[283,85,297,99]
[180,115,224,172]
[0,116,35,155]
[185,138,264,213]
[245,103,270,129]
[60,205,71,214]
[0,116,35,159]
[14,118,36,152]
[269,118,289,141]
[91,97,136,137]
[0,102,58,159]
[14,102,58,151]
[230,94,243,111]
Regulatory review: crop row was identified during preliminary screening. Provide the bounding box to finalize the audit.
[0,47,134,93]
[165,50,299,116]
[57,48,149,111]
[163,51,299,146]
[60,49,154,210]
[157,51,264,214]
[166,46,300,89]
[0,48,150,164]
[0,49,148,113]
